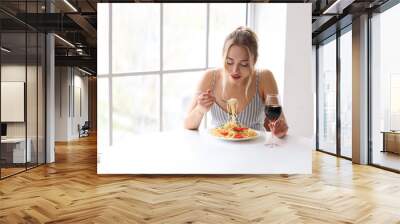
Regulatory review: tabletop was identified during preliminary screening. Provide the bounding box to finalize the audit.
[98,130,312,174]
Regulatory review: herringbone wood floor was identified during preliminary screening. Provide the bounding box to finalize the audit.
[1,134,400,224]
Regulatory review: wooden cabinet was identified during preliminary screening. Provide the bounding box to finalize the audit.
[382,131,400,154]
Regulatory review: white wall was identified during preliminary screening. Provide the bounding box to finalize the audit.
[283,4,313,138]
[253,4,287,97]
[253,3,313,138]
[284,3,315,138]
[1,65,34,138]
[73,73,89,138]
[55,67,89,141]
[55,66,69,141]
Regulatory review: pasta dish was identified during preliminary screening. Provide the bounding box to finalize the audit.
[211,121,258,139]
[211,98,257,139]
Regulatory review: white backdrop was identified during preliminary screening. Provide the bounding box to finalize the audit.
[283,4,313,138]
[97,3,313,174]
[253,3,313,138]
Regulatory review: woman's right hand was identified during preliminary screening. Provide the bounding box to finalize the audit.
[196,89,215,113]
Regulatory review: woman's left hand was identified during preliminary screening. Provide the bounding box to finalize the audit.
[266,118,288,138]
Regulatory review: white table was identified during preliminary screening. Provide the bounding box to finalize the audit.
[1,138,32,163]
[98,130,312,174]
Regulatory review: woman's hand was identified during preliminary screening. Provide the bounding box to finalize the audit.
[196,89,215,114]
[264,116,288,138]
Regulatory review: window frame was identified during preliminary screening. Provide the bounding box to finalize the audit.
[100,3,250,146]
[315,24,353,161]
[368,0,400,173]
[0,1,47,180]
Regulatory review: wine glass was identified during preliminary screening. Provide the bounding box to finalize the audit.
[264,94,282,147]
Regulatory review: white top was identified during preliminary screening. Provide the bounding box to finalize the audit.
[210,71,265,131]
[98,130,312,174]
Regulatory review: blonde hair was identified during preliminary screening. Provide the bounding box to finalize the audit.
[222,26,258,99]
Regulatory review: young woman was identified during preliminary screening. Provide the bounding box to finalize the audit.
[184,26,288,138]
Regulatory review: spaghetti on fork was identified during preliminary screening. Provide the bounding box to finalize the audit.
[211,98,257,139]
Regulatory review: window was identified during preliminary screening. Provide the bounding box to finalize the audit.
[163,4,207,70]
[208,4,247,67]
[0,2,46,179]
[340,28,352,158]
[317,37,337,155]
[112,4,160,74]
[97,3,248,145]
[390,74,400,130]
[112,75,160,142]
[371,3,400,171]
[163,71,202,131]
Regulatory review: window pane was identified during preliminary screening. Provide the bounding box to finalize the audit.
[27,32,38,168]
[163,71,203,131]
[112,75,160,143]
[390,74,400,130]
[371,3,400,171]
[208,3,247,68]
[340,30,352,158]
[97,3,110,75]
[318,38,337,154]
[1,31,27,177]
[112,4,160,73]
[163,3,207,70]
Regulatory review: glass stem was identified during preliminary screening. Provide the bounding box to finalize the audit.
[270,120,277,146]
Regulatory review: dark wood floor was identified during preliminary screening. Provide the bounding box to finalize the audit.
[1,134,400,223]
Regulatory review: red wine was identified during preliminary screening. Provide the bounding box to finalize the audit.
[265,105,282,122]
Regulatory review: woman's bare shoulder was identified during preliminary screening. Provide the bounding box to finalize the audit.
[258,69,275,81]
[197,68,221,92]
[258,69,278,94]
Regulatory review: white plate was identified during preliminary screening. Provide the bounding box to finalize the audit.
[209,129,261,141]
